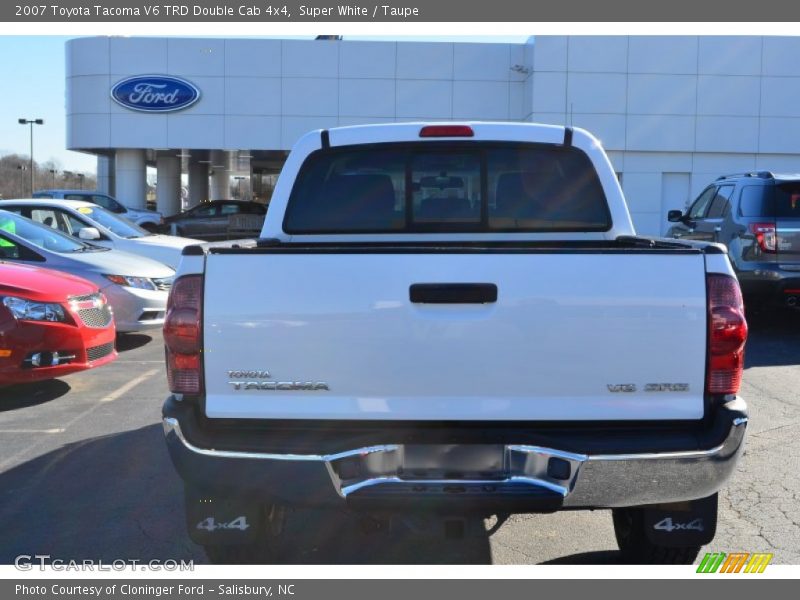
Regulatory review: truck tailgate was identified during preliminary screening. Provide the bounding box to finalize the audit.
[202,250,708,421]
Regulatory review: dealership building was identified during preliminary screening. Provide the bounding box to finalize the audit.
[67,35,800,235]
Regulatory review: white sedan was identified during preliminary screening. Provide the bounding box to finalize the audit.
[0,199,201,269]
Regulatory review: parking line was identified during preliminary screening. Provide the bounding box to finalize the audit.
[100,369,160,402]
[114,360,165,364]
[0,367,160,472]
[0,428,65,434]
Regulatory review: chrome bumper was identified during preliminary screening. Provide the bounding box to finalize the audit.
[162,404,747,509]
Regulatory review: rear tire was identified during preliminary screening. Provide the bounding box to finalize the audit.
[612,507,701,565]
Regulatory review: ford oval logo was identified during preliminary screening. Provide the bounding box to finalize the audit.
[110,75,200,113]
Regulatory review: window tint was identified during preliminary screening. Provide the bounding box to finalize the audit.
[283,143,610,233]
[0,234,44,262]
[241,203,267,214]
[192,204,217,218]
[707,185,734,218]
[220,204,241,216]
[688,187,717,219]
[738,186,768,217]
[488,147,609,229]
[774,183,800,219]
[285,147,406,232]
[412,152,480,225]
[0,235,21,259]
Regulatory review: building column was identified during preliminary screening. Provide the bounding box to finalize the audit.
[156,155,182,217]
[209,150,230,200]
[96,155,115,196]
[114,149,146,209]
[187,160,209,208]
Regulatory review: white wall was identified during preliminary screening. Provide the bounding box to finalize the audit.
[528,36,800,235]
[66,37,527,153]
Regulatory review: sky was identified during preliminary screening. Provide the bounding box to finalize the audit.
[0,35,530,177]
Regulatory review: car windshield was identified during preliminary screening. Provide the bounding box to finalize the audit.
[74,205,149,238]
[0,210,99,254]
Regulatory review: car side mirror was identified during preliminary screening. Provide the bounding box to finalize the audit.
[667,210,685,223]
[78,227,101,240]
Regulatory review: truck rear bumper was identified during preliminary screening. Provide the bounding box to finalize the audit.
[162,398,747,510]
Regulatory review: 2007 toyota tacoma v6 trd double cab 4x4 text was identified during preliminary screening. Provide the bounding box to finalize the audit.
[161,122,748,564]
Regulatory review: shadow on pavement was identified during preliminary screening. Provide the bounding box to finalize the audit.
[0,379,71,412]
[116,334,154,353]
[542,550,623,565]
[744,309,800,368]
[0,423,494,565]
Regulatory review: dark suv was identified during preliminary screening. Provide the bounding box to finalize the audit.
[667,172,800,309]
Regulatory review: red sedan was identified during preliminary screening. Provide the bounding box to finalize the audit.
[0,262,117,386]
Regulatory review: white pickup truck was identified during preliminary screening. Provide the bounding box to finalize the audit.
[161,122,748,564]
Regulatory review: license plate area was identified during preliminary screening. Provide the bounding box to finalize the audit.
[399,444,506,480]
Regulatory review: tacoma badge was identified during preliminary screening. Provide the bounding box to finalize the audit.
[226,370,328,391]
[228,381,329,391]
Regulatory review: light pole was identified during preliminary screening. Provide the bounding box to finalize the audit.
[77,173,85,190]
[49,169,57,188]
[18,118,44,195]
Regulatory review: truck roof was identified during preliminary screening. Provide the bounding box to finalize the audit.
[321,121,583,148]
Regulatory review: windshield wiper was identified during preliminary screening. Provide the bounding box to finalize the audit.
[72,245,109,252]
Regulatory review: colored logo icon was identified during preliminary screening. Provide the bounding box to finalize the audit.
[697,552,773,573]
[111,75,200,112]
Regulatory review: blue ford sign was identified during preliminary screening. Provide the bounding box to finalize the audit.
[110,75,200,113]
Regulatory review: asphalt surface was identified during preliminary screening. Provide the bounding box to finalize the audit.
[0,312,798,565]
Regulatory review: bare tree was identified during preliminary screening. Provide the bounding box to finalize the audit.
[0,154,95,199]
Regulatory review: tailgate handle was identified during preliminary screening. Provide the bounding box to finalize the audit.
[410,283,498,304]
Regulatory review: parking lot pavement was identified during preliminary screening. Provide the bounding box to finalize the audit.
[0,313,798,565]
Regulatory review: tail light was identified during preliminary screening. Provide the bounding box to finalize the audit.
[419,125,474,138]
[164,275,203,394]
[749,222,777,253]
[707,274,748,395]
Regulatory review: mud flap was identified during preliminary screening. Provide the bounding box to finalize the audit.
[184,486,263,546]
[643,493,718,548]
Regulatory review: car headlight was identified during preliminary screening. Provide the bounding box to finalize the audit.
[2,296,67,323]
[104,275,157,291]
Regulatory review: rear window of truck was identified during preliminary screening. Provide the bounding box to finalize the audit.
[283,142,611,234]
